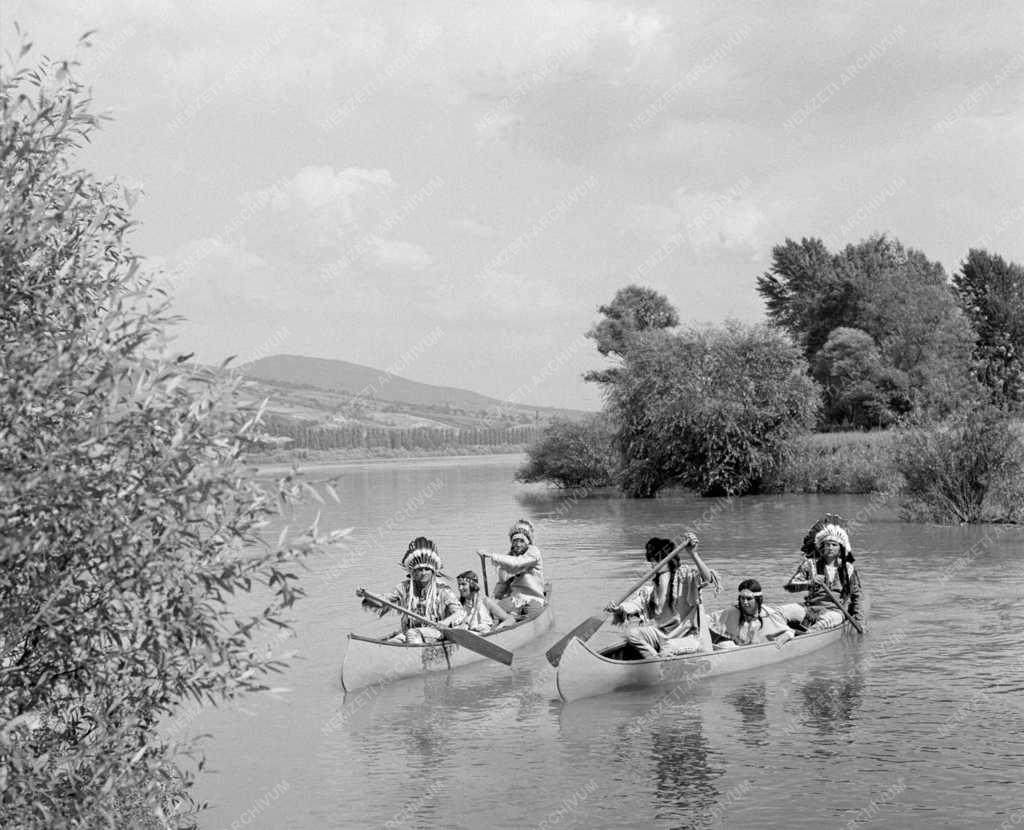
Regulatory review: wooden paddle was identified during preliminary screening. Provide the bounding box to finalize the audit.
[356,589,514,665]
[543,538,689,667]
[819,582,864,634]
[478,552,490,597]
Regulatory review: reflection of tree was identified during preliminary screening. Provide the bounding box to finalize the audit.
[797,670,864,738]
[726,680,769,744]
[649,716,724,827]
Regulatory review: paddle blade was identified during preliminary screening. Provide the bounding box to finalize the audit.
[544,615,606,667]
[443,627,514,666]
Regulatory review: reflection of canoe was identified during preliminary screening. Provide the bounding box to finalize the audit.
[341,586,554,692]
[555,615,862,703]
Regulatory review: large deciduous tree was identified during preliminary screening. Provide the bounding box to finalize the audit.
[584,285,678,384]
[951,249,1024,407]
[812,327,911,428]
[757,235,976,422]
[607,322,819,497]
[1,46,341,828]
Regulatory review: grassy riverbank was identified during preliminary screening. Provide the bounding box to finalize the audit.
[766,430,900,494]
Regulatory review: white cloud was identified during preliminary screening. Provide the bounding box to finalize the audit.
[365,237,433,271]
[260,166,393,218]
[623,180,767,259]
[430,270,567,321]
[624,203,682,238]
[672,185,766,256]
[243,166,397,256]
[448,217,495,237]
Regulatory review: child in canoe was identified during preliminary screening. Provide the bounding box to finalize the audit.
[455,569,515,633]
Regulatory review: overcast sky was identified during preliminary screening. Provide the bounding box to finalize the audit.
[8,1,1024,410]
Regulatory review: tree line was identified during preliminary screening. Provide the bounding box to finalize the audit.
[520,237,1024,510]
[262,418,543,451]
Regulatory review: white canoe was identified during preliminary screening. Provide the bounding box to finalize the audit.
[341,586,555,692]
[555,616,862,703]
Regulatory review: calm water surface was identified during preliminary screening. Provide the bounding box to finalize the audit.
[191,455,1024,829]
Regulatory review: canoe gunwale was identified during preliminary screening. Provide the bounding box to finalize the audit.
[341,584,553,691]
[555,615,861,702]
[592,620,848,665]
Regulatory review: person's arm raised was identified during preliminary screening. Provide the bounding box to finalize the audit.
[486,546,540,573]
[683,533,712,584]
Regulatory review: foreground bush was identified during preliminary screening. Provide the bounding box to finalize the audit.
[893,408,1024,523]
[0,47,341,827]
[516,418,616,488]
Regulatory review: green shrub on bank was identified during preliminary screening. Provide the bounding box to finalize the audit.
[516,418,616,488]
[893,408,1024,523]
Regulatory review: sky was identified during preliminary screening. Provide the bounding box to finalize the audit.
[6,1,1024,411]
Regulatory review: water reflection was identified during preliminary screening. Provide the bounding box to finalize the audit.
[194,459,1024,829]
[725,680,770,744]
[649,716,724,829]
[796,669,865,738]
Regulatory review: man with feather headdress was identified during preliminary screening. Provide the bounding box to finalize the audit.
[357,536,465,643]
[780,515,864,631]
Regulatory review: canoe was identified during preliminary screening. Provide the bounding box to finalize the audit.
[555,613,863,703]
[341,585,554,692]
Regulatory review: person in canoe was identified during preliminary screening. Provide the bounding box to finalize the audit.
[707,579,795,649]
[477,520,546,621]
[455,569,515,633]
[356,536,465,643]
[606,532,721,659]
[780,522,864,631]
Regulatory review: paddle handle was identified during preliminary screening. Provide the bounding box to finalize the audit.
[358,589,446,629]
[479,552,490,597]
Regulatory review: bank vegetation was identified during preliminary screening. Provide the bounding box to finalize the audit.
[520,245,1024,524]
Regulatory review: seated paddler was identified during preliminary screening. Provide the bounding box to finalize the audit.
[606,532,720,659]
[707,579,795,649]
[779,522,863,632]
[477,520,546,621]
[356,536,464,643]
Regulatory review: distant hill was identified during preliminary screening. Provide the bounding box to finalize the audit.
[241,354,591,423]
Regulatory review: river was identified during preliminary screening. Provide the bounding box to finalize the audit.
[190,455,1024,829]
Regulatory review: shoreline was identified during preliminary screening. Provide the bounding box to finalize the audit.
[244,451,527,477]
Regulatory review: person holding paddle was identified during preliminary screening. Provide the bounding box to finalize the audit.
[478,520,546,621]
[356,537,465,643]
[607,532,720,659]
[780,523,864,632]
